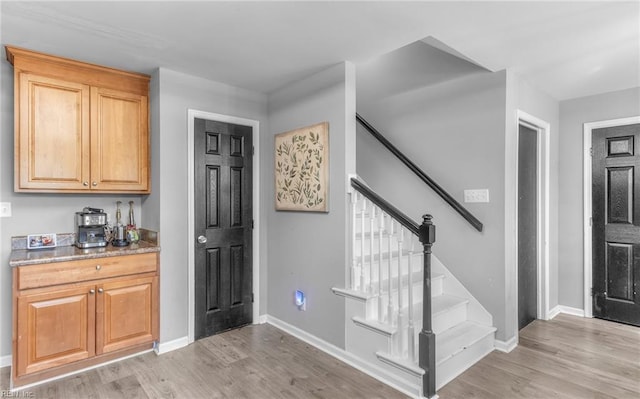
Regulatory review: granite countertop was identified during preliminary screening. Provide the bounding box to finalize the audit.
[9,229,160,267]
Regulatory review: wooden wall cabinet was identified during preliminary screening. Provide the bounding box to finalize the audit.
[6,46,150,193]
[12,253,159,387]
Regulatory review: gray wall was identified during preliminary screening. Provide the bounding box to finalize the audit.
[558,87,640,309]
[267,62,356,348]
[357,70,510,340]
[146,68,269,344]
[0,57,145,360]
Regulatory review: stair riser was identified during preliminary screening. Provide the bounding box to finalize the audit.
[436,331,495,390]
[346,322,393,366]
[433,303,468,334]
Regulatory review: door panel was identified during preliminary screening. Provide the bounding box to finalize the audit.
[16,285,95,376]
[195,118,253,339]
[18,73,90,190]
[593,123,640,326]
[518,124,538,330]
[96,276,157,355]
[90,87,149,191]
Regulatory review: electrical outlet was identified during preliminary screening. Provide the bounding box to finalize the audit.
[0,202,11,217]
[464,189,490,203]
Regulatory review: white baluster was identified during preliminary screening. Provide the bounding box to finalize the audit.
[377,210,384,321]
[369,206,375,294]
[387,219,394,326]
[407,238,416,363]
[360,199,367,292]
[396,227,405,357]
[351,191,358,290]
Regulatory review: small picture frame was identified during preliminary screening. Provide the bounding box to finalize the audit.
[27,233,57,250]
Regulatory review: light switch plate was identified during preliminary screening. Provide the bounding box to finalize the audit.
[0,202,11,217]
[464,189,489,203]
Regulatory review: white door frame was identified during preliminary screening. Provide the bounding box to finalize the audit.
[187,109,261,343]
[516,110,550,323]
[582,116,640,318]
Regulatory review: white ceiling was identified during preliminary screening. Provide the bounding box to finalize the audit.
[1,1,638,101]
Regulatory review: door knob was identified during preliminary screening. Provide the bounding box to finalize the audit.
[197,235,207,244]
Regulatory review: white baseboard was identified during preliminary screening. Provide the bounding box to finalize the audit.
[155,336,189,355]
[548,305,561,320]
[256,314,268,324]
[494,336,517,353]
[549,305,585,319]
[265,315,423,399]
[0,354,11,368]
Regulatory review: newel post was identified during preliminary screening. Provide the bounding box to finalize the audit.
[418,214,436,398]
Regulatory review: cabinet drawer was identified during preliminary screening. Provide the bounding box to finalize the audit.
[17,253,157,290]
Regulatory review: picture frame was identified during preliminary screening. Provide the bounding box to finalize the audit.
[27,233,57,250]
[275,122,329,212]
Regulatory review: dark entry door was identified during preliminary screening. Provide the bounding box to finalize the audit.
[592,122,640,326]
[194,118,253,339]
[518,124,538,330]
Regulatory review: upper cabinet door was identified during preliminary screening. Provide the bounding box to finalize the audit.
[17,73,90,191]
[90,87,149,193]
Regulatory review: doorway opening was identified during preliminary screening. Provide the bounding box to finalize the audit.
[187,109,261,344]
[515,111,550,331]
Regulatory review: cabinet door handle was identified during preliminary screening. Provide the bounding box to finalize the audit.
[89,289,95,295]
[98,288,104,294]
[83,181,89,187]
[92,181,98,187]
[96,264,101,270]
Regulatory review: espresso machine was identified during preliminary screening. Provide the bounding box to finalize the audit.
[75,207,108,248]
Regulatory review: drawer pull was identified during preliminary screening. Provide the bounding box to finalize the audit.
[89,289,95,295]
[96,265,101,270]
[98,288,104,293]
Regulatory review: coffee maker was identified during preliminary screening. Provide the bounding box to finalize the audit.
[75,207,108,248]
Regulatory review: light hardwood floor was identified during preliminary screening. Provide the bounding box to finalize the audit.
[0,323,409,399]
[1,314,638,398]
[439,314,640,399]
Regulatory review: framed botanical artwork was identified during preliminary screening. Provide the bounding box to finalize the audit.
[275,122,329,212]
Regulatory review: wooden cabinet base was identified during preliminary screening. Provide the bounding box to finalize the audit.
[11,342,154,389]
[11,252,159,389]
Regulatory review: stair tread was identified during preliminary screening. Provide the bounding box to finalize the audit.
[436,321,496,365]
[352,316,396,336]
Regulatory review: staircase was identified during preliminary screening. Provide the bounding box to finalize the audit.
[332,179,496,398]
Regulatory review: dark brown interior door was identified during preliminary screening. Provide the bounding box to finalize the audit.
[592,122,640,326]
[518,124,538,330]
[195,118,253,339]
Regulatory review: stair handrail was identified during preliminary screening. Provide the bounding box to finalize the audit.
[350,177,436,398]
[351,178,419,236]
[356,113,483,232]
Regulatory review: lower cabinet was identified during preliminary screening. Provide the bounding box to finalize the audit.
[97,276,158,355]
[16,284,96,376]
[12,253,159,387]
